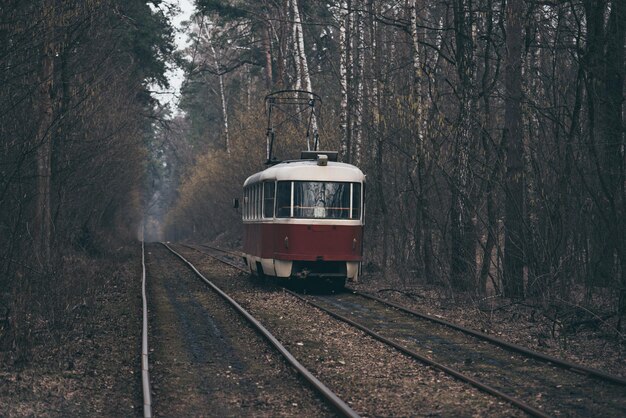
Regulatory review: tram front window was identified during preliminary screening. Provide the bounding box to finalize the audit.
[276,181,360,219]
[276,181,291,217]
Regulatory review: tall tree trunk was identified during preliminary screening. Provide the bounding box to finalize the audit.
[263,23,273,90]
[582,1,624,319]
[291,0,318,149]
[276,1,288,88]
[339,0,352,162]
[601,0,626,324]
[367,0,387,275]
[451,0,477,291]
[581,0,606,289]
[353,7,364,165]
[215,51,230,155]
[290,0,302,92]
[409,0,429,281]
[478,0,498,295]
[524,9,541,295]
[503,0,525,299]
[203,23,230,154]
[35,1,56,267]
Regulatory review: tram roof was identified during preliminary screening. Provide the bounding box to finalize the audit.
[244,160,365,186]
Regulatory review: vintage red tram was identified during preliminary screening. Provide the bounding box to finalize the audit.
[241,152,365,286]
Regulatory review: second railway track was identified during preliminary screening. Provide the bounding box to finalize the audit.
[184,242,626,417]
[292,291,626,417]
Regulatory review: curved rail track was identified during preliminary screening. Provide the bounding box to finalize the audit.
[186,242,626,417]
[160,243,359,418]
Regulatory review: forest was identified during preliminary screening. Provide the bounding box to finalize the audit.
[1,0,625,355]
[161,0,625,327]
[0,0,174,352]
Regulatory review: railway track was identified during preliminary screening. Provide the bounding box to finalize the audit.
[143,242,358,417]
[188,242,626,417]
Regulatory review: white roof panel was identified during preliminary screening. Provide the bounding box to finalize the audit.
[244,160,365,186]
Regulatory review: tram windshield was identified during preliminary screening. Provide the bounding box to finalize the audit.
[276,181,361,219]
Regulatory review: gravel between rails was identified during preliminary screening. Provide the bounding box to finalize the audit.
[173,244,523,417]
[145,243,333,417]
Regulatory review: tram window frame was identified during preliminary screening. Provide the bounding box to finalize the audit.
[276,181,291,218]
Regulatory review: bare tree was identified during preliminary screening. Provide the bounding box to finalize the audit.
[34,0,56,267]
[291,0,319,149]
[502,0,525,299]
[450,0,478,290]
[200,20,231,154]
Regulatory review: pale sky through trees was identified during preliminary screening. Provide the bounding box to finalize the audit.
[155,0,195,112]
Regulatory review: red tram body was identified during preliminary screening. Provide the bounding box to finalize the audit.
[242,153,365,285]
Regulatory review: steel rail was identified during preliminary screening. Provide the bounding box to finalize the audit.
[285,289,550,418]
[354,291,626,386]
[178,243,247,272]
[161,243,360,418]
[141,238,152,418]
[199,243,244,258]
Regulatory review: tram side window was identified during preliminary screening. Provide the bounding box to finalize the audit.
[247,186,251,220]
[254,184,259,219]
[250,186,254,219]
[256,183,262,219]
[252,185,256,219]
[253,184,258,219]
[257,184,262,219]
[276,181,291,218]
[263,182,275,218]
[352,183,361,219]
[247,187,251,220]
[247,186,251,219]
[257,184,261,219]
[248,186,252,219]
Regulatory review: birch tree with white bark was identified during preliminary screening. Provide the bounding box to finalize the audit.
[290,0,319,150]
[200,20,231,155]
